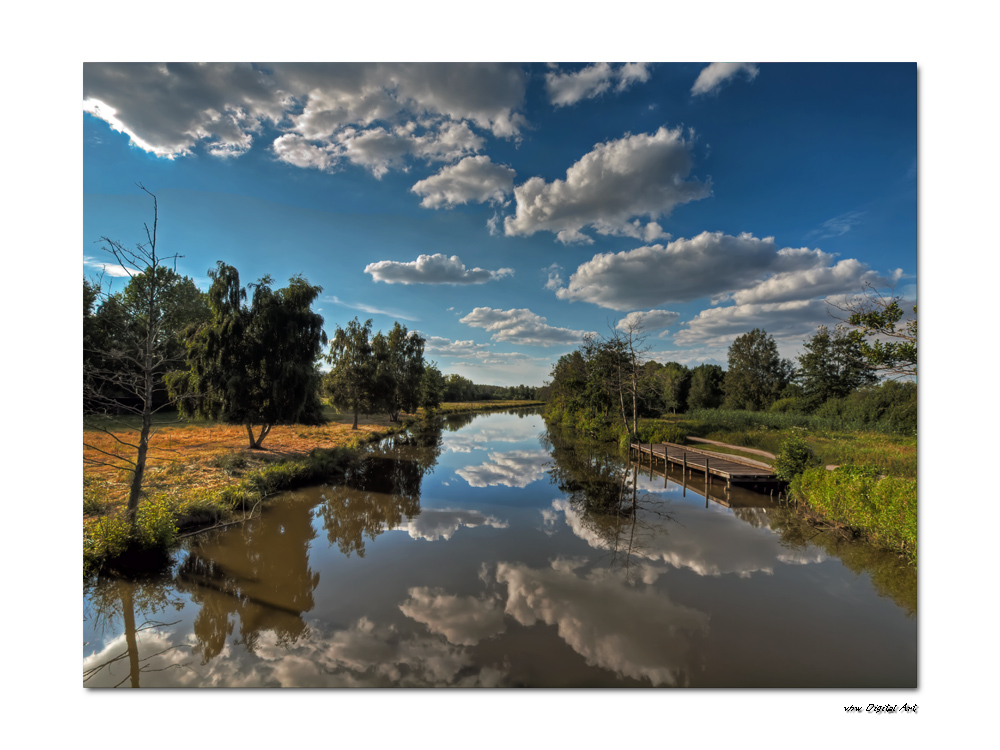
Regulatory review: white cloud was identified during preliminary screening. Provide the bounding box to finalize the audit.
[83,63,528,175]
[730,257,883,305]
[83,255,132,278]
[546,63,651,107]
[460,307,595,346]
[554,231,873,311]
[810,210,866,238]
[324,295,419,321]
[419,334,492,358]
[691,62,759,96]
[399,588,506,646]
[544,263,564,291]
[504,127,710,244]
[616,309,680,333]
[410,156,516,209]
[365,253,513,285]
[673,299,831,347]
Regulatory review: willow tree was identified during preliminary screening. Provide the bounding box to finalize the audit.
[168,262,327,449]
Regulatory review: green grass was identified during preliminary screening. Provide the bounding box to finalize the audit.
[791,465,917,561]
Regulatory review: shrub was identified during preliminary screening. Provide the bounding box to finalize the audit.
[775,433,819,481]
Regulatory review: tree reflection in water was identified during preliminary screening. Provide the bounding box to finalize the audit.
[83,576,187,687]
[175,495,321,663]
[543,425,677,584]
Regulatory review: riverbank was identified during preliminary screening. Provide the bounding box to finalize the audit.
[547,407,916,563]
[83,400,543,575]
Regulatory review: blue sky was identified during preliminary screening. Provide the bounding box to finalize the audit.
[83,62,916,386]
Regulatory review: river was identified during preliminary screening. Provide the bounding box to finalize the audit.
[83,408,916,687]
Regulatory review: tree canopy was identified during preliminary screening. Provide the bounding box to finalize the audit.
[168,262,327,449]
[797,325,877,410]
[723,328,794,411]
[831,284,916,378]
[324,317,376,430]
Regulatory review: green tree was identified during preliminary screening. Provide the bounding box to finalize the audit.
[168,262,327,448]
[420,362,445,412]
[657,361,690,414]
[443,373,475,402]
[797,325,877,410]
[831,284,916,378]
[723,328,794,411]
[324,317,376,430]
[687,364,725,410]
[372,322,426,422]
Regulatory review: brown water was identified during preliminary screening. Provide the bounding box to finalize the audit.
[83,410,917,687]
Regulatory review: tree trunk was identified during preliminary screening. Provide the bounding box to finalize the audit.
[352,410,358,430]
[246,423,271,449]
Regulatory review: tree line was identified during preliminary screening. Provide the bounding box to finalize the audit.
[545,303,916,440]
[83,187,546,523]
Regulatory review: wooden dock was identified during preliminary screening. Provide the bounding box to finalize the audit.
[629,441,777,489]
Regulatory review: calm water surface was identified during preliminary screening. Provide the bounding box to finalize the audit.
[83,409,916,687]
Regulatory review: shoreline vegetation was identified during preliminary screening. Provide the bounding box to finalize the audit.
[83,400,543,576]
[547,406,916,563]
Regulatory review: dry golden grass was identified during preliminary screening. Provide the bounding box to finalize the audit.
[83,400,544,520]
[83,410,402,519]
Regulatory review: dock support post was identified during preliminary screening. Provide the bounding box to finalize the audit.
[705,458,710,487]
[682,452,687,477]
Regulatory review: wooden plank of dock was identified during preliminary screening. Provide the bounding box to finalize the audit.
[630,441,777,483]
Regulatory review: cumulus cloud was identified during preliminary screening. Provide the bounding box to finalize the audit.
[396,509,508,541]
[83,63,528,175]
[691,62,759,96]
[460,307,595,346]
[616,309,680,333]
[729,257,883,305]
[673,299,831,347]
[554,231,876,311]
[546,62,651,107]
[419,334,492,358]
[399,588,506,645]
[365,254,513,285]
[410,156,516,209]
[504,127,710,244]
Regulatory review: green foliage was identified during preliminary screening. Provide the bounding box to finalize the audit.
[84,496,179,575]
[372,322,426,421]
[171,263,327,447]
[791,465,917,559]
[797,325,877,410]
[775,433,819,481]
[723,328,794,411]
[687,363,725,410]
[324,317,376,429]
[769,396,805,413]
[420,362,445,411]
[840,287,917,378]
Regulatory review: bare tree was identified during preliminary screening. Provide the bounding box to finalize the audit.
[84,184,189,524]
[611,318,651,438]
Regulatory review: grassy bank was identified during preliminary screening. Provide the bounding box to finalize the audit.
[550,406,916,563]
[83,400,542,575]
